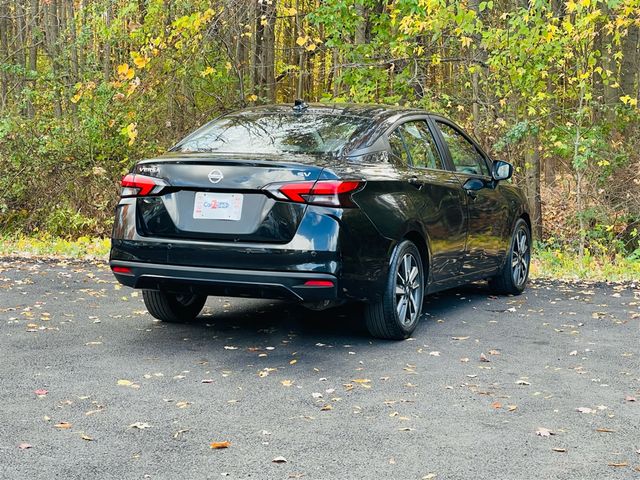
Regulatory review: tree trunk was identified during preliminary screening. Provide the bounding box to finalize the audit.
[525,138,543,241]
[67,0,79,124]
[44,0,62,117]
[620,24,638,98]
[263,0,276,102]
[102,0,112,83]
[14,0,27,113]
[26,0,39,118]
[0,0,9,111]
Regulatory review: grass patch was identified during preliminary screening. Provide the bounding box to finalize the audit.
[1,235,638,282]
[0,234,111,259]
[531,247,640,282]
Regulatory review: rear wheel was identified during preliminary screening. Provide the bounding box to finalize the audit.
[365,240,424,340]
[142,290,207,323]
[489,218,531,295]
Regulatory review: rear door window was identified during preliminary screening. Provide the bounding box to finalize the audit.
[436,122,489,176]
[388,120,444,170]
[389,130,410,167]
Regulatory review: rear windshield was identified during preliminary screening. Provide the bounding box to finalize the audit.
[172,113,373,155]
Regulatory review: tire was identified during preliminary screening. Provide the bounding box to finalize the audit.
[142,290,207,323]
[489,218,531,295]
[365,240,425,340]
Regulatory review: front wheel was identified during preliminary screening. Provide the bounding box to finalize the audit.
[365,240,425,340]
[489,218,531,295]
[142,290,207,323]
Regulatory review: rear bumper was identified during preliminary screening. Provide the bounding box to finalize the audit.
[110,260,338,302]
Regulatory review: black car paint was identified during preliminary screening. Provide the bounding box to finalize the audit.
[110,104,529,303]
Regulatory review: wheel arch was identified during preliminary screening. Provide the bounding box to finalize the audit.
[402,230,431,283]
[520,212,532,236]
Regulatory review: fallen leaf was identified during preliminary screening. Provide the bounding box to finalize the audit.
[488,350,501,355]
[272,456,287,463]
[607,462,628,467]
[552,448,567,453]
[54,422,72,430]
[81,434,93,441]
[117,379,133,386]
[311,392,323,399]
[516,380,530,386]
[201,379,214,384]
[289,359,297,365]
[128,422,151,429]
[429,351,440,356]
[281,380,293,387]
[625,395,636,402]
[480,353,490,362]
[491,401,502,409]
[596,428,615,433]
[210,441,231,449]
[422,475,437,480]
[536,427,555,437]
[451,336,469,340]
[507,405,517,412]
[18,443,32,450]
[320,404,333,411]
[569,350,578,356]
[576,407,595,414]
[223,346,238,350]
[34,389,48,396]
[352,378,371,384]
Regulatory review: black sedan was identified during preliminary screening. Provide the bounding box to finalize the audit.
[110,102,531,339]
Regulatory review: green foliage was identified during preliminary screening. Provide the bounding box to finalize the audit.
[0,0,639,263]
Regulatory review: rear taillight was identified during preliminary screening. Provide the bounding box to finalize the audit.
[120,173,167,197]
[111,266,133,275]
[264,180,364,207]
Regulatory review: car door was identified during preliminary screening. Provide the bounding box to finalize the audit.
[431,118,509,274]
[388,119,467,283]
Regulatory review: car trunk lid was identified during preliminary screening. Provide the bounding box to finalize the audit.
[134,153,328,243]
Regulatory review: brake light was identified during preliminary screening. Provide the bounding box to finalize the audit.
[264,180,364,207]
[303,280,334,287]
[120,174,166,197]
[111,266,133,275]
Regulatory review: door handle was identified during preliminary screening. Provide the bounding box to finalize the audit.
[408,176,423,189]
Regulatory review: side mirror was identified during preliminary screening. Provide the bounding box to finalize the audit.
[492,160,513,182]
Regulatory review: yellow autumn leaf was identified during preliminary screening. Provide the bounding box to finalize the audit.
[120,123,138,146]
[352,378,371,384]
[200,66,215,77]
[296,36,307,47]
[225,62,232,71]
[117,379,133,386]
[131,52,149,69]
[281,379,293,387]
[460,36,472,48]
[305,43,316,52]
[210,441,231,449]
[247,94,258,102]
[117,63,135,81]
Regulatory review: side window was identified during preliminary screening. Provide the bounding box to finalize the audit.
[399,121,443,170]
[388,130,409,167]
[437,122,489,176]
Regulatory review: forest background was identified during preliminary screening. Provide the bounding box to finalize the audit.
[1,0,639,278]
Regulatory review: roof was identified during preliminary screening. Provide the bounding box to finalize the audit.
[234,102,429,123]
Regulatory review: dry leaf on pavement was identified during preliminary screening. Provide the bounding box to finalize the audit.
[210,441,231,449]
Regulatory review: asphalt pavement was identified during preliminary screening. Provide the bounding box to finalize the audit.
[0,258,638,480]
